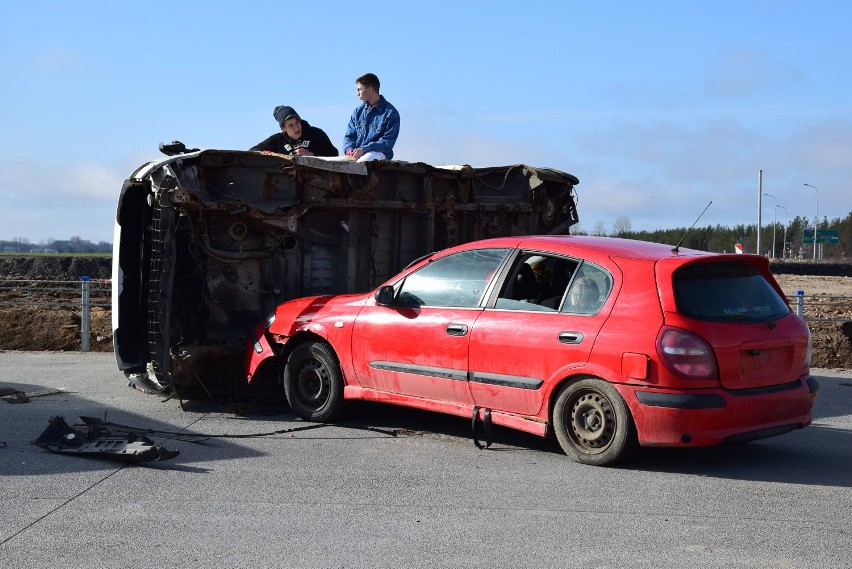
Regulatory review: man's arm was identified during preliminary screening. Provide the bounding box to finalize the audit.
[342,111,359,155]
[313,128,339,157]
[360,109,400,157]
[250,134,280,152]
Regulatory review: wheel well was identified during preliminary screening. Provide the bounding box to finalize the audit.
[281,331,331,363]
[247,331,329,399]
[253,331,332,390]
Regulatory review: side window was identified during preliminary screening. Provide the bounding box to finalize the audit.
[397,248,509,308]
[562,262,611,315]
[495,254,579,312]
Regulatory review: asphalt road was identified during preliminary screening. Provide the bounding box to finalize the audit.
[1,352,850,568]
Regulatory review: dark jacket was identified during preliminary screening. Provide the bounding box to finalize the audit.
[250,120,339,156]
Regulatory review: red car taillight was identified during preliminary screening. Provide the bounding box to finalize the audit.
[658,328,718,379]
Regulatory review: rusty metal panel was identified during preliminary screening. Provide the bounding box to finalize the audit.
[113,149,580,398]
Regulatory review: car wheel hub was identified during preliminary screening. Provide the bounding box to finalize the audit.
[570,393,614,449]
[298,361,329,404]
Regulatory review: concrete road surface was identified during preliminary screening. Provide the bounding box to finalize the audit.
[1,352,851,568]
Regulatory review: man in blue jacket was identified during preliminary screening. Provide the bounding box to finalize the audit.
[343,73,400,162]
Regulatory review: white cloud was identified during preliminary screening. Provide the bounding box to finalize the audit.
[67,164,123,199]
[0,159,123,241]
[557,117,851,231]
[0,160,122,204]
[704,48,804,99]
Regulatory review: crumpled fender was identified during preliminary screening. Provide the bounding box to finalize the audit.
[246,295,342,382]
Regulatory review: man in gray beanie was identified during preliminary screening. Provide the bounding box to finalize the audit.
[250,105,338,157]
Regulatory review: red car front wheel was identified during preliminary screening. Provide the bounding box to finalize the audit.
[283,341,345,422]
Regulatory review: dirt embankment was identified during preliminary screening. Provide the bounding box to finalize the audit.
[771,273,852,369]
[0,256,113,352]
[0,256,850,368]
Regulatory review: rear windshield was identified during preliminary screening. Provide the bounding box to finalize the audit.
[673,262,789,322]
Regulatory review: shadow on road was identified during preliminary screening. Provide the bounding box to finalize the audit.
[4,370,849,487]
[0,379,267,477]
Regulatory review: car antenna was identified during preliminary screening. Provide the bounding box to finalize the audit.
[672,201,712,253]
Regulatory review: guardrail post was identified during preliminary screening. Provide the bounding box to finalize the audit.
[795,289,804,318]
[81,276,90,353]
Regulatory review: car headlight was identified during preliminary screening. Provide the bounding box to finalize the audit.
[264,311,276,328]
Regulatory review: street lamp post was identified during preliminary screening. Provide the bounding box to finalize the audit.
[763,193,777,259]
[757,170,763,255]
[777,204,787,258]
[803,183,819,260]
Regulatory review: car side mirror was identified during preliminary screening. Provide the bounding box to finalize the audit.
[375,285,396,305]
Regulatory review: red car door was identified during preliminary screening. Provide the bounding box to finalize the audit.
[351,305,479,405]
[467,257,615,416]
[351,248,511,406]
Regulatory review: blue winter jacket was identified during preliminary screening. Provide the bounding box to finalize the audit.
[343,96,400,159]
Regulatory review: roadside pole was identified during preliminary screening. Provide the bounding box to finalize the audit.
[81,276,90,352]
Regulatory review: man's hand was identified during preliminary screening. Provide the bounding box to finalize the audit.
[294,147,314,156]
[346,148,365,160]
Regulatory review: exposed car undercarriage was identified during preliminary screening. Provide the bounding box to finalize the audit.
[112,150,580,399]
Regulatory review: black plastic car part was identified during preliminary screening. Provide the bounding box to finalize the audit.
[32,416,179,462]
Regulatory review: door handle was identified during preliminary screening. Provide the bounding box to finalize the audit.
[446,324,469,336]
[558,331,584,344]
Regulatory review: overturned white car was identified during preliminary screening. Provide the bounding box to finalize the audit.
[112,148,580,399]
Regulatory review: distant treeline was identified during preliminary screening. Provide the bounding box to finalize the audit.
[1,236,111,254]
[577,211,852,261]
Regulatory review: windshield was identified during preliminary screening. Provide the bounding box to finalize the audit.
[673,262,789,322]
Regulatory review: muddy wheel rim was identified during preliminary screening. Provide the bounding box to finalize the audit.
[295,359,330,408]
[569,391,616,451]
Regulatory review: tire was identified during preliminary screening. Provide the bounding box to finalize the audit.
[283,342,344,422]
[552,378,637,466]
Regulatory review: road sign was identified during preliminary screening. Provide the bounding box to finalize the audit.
[803,229,840,244]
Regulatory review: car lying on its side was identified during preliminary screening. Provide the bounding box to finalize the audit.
[112,149,579,398]
[246,235,818,466]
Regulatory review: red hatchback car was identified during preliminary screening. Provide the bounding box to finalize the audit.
[246,236,818,466]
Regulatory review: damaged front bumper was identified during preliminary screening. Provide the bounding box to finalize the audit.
[245,321,277,383]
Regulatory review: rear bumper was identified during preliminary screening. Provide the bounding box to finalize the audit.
[620,376,818,447]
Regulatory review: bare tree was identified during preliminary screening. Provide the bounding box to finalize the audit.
[612,216,632,237]
[593,220,608,236]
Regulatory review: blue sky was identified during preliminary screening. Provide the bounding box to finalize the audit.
[1,1,849,244]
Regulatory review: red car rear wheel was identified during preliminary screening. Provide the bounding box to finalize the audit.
[553,378,636,466]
